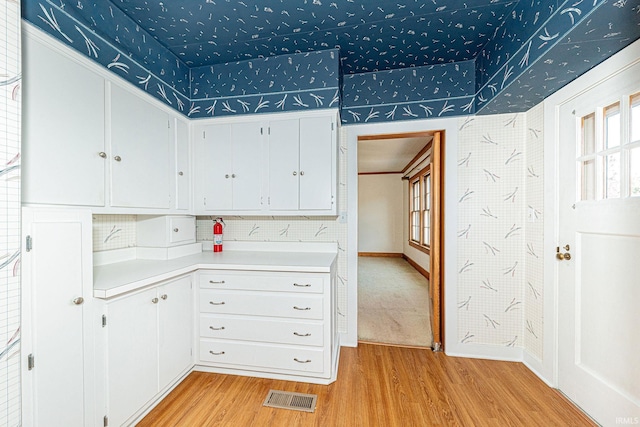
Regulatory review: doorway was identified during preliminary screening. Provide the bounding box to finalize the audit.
[356,131,444,349]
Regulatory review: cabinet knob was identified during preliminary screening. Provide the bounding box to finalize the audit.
[161,294,168,300]
[178,171,184,176]
[293,171,297,176]
[114,155,122,162]
[300,171,305,176]
[173,228,179,232]
[72,297,84,305]
[152,297,159,304]
[225,174,230,179]
[98,152,107,159]
[232,174,236,178]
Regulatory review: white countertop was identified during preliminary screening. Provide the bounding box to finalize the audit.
[93,243,337,299]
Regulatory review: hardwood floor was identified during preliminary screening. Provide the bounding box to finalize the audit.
[139,344,595,426]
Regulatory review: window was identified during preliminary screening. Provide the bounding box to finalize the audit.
[578,92,640,200]
[409,165,431,252]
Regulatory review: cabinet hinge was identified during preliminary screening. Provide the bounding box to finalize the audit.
[167,120,170,129]
[260,127,263,135]
[102,315,107,327]
[104,415,109,427]
[27,354,35,371]
[331,122,335,131]
[26,235,32,252]
[202,130,206,138]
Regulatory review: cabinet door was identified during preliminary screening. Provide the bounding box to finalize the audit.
[268,119,300,210]
[22,37,106,206]
[107,288,159,427]
[299,116,334,210]
[110,84,170,209]
[21,208,94,427]
[158,276,193,390]
[231,122,263,210]
[174,118,190,210]
[196,124,233,211]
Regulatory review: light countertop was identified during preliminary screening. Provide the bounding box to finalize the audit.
[93,243,337,299]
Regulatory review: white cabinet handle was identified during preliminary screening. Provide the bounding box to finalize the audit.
[209,280,226,284]
[209,301,225,305]
[293,283,311,287]
[209,351,225,356]
[293,306,311,311]
[209,326,225,331]
[114,155,122,162]
[294,358,312,363]
[98,152,107,159]
[293,332,311,337]
[72,297,84,305]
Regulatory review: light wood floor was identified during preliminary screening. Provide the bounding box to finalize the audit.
[138,344,595,426]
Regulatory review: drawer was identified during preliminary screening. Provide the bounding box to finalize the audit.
[199,290,323,320]
[199,271,324,293]
[199,339,325,374]
[200,314,324,346]
[169,216,196,244]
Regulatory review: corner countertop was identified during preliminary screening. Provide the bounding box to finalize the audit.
[93,242,337,299]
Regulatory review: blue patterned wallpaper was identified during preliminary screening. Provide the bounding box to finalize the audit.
[342,61,475,123]
[22,0,640,123]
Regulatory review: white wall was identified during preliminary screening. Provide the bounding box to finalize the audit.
[358,174,404,253]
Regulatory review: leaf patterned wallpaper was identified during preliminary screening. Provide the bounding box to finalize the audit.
[0,0,22,423]
[22,0,640,124]
[457,113,525,347]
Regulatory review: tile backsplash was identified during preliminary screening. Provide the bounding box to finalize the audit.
[92,214,137,252]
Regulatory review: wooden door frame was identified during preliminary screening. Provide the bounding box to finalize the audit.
[356,130,445,350]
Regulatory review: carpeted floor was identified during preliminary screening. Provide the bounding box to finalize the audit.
[358,256,433,347]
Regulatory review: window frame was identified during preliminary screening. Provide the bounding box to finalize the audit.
[408,164,432,254]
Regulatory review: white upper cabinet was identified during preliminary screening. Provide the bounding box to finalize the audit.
[173,118,191,210]
[268,115,336,213]
[22,35,106,207]
[194,121,263,213]
[110,84,171,210]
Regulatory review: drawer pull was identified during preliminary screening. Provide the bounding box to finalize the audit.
[209,280,226,284]
[293,306,311,311]
[293,332,311,337]
[209,351,225,356]
[209,326,225,331]
[293,283,311,287]
[294,358,312,364]
[209,301,226,305]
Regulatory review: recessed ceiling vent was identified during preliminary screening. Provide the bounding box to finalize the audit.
[263,390,317,413]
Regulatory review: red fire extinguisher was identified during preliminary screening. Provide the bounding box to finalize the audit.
[213,217,224,252]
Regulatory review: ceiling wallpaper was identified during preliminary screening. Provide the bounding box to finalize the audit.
[22,0,640,123]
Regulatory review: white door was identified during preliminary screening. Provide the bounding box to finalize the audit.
[231,121,263,210]
[158,276,193,390]
[196,123,233,211]
[110,84,170,209]
[299,116,334,210]
[107,287,159,426]
[268,119,300,210]
[557,63,640,426]
[21,208,94,427]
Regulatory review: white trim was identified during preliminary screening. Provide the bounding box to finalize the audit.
[446,344,523,362]
[344,117,459,349]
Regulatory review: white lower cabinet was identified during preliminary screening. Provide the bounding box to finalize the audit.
[104,275,193,426]
[196,269,339,384]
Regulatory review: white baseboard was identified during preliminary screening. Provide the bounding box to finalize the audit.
[445,342,524,362]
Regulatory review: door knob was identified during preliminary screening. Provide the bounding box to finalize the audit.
[556,245,571,261]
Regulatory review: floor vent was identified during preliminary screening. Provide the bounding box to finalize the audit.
[263,390,317,413]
